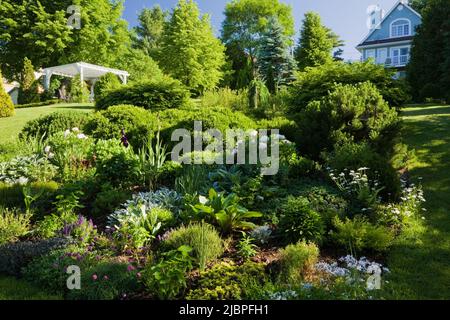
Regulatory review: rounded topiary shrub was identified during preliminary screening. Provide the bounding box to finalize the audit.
[95,78,190,111]
[164,222,224,270]
[0,75,15,118]
[277,196,325,244]
[83,105,158,148]
[156,106,257,145]
[20,111,90,139]
[94,72,122,101]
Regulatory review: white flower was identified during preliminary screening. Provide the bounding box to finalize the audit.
[48,152,55,159]
[44,146,51,153]
[72,127,80,132]
[77,133,87,139]
[18,177,29,185]
[199,195,208,205]
[64,129,71,138]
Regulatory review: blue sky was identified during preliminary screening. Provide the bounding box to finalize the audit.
[122,0,399,61]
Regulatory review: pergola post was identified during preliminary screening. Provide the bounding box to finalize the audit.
[79,65,84,83]
[44,70,53,90]
[90,79,97,102]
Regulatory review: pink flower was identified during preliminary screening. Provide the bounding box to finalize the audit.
[127,265,135,272]
[92,274,98,281]
[103,275,109,280]
[136,272,142,278]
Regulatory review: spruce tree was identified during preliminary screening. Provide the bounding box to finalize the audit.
[257,16,295,93]
[294,12,334,70]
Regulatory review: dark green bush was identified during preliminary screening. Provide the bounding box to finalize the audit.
[296,82,400,160]
[290,61,410,110]
[94,145,140,188]
[91,185,132,219]
[84,105,157,148]
[94,73,122,101]
[277,196,325,244]
[20,112,90,140]
[0,238,68,276]
[164,222,224,270]
[67,261,140,300]
[95,79,190,111]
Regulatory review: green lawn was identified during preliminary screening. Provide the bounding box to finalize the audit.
[0,103,94,143]
[0,276,62,300]
[386,104,450,299]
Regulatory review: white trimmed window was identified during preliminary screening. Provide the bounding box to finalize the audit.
[391,19,411,37]
[391,47,410,66]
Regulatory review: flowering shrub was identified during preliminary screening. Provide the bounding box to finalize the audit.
[329,168,383,210]
[47,128,93,181]
[61,215,97,247]
[67,261,141,300]
[267,255,390,300]
[376,182,426,229]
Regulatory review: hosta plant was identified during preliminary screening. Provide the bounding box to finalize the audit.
[191,188,262,234]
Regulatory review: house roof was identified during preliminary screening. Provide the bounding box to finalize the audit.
[357,0,422,47]
[2,79,19,94]
[357,36,414,48]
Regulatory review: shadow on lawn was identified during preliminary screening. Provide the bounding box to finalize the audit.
[401,105,450,117]
[54,105,94,111]
[386,105,450,299]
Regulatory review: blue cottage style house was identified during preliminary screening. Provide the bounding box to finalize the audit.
[356,0,422,77]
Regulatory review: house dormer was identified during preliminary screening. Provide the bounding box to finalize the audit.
[356,0,422,76]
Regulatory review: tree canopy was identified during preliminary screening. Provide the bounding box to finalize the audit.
[221,0,295,88]
[132,6,168,58]
[408,0,450,102]
[158,0,226,94]
[0,0,130,80]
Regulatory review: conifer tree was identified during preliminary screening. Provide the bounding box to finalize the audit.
[294,12,335,70]
[257,16,295,93]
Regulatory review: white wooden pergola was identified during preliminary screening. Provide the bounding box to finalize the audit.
[42,62,129,100]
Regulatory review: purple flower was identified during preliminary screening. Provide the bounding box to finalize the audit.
[121,129,129,148]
